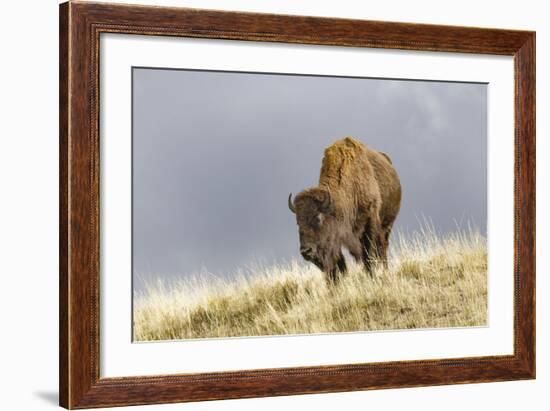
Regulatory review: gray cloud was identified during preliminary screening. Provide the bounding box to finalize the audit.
[132,68,486,290]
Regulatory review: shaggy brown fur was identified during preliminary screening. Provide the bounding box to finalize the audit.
[288,137,402,283]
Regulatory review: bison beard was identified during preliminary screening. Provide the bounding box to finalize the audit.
[288,137,402,284]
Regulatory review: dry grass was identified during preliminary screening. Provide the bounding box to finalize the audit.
[133,226,487,342]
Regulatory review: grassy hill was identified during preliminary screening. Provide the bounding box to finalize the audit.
[133,226,487,342]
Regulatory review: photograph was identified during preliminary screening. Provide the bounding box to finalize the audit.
[131,67,488,342]
[0,0,542,409]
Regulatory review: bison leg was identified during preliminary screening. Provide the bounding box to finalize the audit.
[327,252,347,285]
[361,240,376,275]
[378,229,390,268]
[337,252,347,274]
[377,221,396,269]
[361,218,386,274]
[346,239,364,266]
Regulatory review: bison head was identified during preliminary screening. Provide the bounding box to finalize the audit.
[288,188,336,270]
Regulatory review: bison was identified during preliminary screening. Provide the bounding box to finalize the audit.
[288,137,401,283]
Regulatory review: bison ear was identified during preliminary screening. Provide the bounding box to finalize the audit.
[319,190,333,213]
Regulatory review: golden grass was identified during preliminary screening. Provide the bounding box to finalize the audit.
[133,226,487,342]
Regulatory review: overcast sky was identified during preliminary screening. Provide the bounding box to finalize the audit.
[132,67,487,290]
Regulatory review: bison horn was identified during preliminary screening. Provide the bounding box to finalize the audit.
[288,193,296,213]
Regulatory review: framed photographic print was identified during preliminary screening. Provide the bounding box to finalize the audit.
[59,1,535,408]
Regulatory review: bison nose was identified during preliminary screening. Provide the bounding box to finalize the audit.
[300,247,314,258]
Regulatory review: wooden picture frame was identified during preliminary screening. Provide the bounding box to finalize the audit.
[59,1,535,408]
